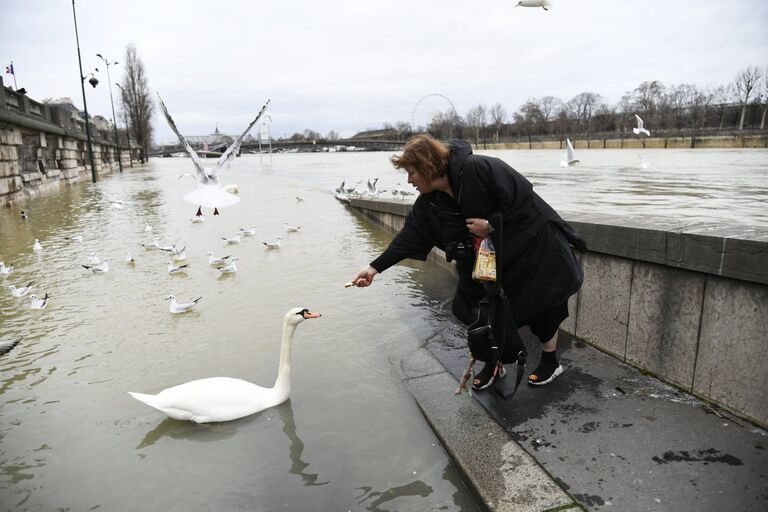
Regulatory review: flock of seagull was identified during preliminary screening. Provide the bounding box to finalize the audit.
[334,177,416,202]
[0,204,304,322]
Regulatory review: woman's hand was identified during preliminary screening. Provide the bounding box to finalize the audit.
[466,218,494,238]
[350,265,378,287]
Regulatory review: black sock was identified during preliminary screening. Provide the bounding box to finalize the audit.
[536,350,558,373]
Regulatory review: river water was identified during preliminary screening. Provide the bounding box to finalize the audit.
[0,148,766,511]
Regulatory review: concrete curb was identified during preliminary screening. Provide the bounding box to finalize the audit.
[392,341,579,512]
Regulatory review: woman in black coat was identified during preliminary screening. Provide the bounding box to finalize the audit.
[351,134,585,390]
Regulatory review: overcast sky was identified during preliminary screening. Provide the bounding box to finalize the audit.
[2,0,766,143]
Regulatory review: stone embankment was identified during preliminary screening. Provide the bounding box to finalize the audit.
[345,196,768,429]
[476,132,768,150]
[1,77,142,206]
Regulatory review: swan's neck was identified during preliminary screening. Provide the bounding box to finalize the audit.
[274,320,298,395]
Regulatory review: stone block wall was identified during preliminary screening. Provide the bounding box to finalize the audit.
[345,197,768,427]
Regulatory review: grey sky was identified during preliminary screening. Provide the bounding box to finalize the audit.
[2,0,766,143]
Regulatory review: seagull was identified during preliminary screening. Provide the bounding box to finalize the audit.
[139,240,160,251]
[125,251,135,264]
[157,242,177,253]
[144,222,153,232]
[516,0,550,10]
[295,195,305,202]
[633,114,651,136]
[82,258,110,273]
[29,293,49,309]
[88,252,101,264]
[0,262,14,275]
[171,246,187,262]
[9,281,33,298]
[366,178,379,194]
[398,190,415,200]
[216,258,238,274]
[167,261,189,274]
[0,339,20,356]
[561,138,580,167]
[20,211,28,220]
[240,227,257,237]
[32,239,43,252]
[158,93,270,216]
[263,237,282,249]
[166,295,201,314]
[66,235,83,243]
[284,223,301,233]
[638,154,653,170]
[222,235,241,244]
[335,180,345,194]
[190,216,205,224]
[207,252,232,266]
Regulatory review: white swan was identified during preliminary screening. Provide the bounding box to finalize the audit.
[128,307,321,423]
[158,94,269,216]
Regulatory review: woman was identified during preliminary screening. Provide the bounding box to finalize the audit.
[351,134,585,390]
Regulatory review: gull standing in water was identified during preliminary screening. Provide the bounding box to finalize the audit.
[216,258,238,274]
[0,262,14,275]
[560,138,580,167]
[222,235,241,244]
[125,251,135,264]
[82,258,110,273]
[263,237,282,249]
[284,223,301,233]
[240,227,257,237]
[633,114,651,136]
[167,261,189,275]
[9,281,33,298]
[29,293,49,309]
[158,94,270,216]
[166,295,201,314]
[207,252,232,266]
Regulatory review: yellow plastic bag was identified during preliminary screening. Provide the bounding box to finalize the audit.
[472,237,497,282]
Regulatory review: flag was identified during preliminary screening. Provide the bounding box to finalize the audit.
[4,63,13,75]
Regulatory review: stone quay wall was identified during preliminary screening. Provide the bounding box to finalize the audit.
[345,197,768,428]
[0,79,142,206]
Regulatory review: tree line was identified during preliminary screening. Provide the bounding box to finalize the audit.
[371,64,768,146]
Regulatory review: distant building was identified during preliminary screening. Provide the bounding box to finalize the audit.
[351,128,399,140]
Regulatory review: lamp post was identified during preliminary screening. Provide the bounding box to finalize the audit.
[96,54,123,173]
[71,0,97,183]
[115,83,133,166]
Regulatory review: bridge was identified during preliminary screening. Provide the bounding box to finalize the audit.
[149,139,405,157]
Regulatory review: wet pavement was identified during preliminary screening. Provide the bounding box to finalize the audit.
[423,314,768,512]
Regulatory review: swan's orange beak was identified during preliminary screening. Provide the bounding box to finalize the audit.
[303,311,321,319]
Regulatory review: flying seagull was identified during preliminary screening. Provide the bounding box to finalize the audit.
[516,0,550,10]
[561,138,580,167]
[633,114,651,136]
[157,93,270,216]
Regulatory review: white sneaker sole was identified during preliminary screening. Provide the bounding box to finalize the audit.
[528,364,563,386]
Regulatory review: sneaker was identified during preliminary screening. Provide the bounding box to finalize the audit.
[472,361,506,391]
[527,363,563,386]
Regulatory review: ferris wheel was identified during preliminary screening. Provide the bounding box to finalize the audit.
[410,93,458,133]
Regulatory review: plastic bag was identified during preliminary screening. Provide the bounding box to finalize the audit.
[472,237,496,282]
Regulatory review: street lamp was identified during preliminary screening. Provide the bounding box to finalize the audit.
[71,0,97,183]
[115,83,133,166]
[96,53,123,173]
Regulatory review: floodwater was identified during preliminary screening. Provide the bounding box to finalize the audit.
[0,147,766,511]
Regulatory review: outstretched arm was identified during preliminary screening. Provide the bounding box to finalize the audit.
[350,265,379,287]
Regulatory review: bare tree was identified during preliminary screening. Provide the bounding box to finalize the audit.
[760,64,768,130]
[712,84,734,130]
[119,43,153,162]
[514,100,542,149]
[688,85,714,147]
[633,80,666,128]
[566,92,603,135]
[537,96,561,133]
[489,103,506,142]
[465,104,488,147]
[734,65,762,130]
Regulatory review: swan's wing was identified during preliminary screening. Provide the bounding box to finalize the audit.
[634,114,644,129]
[212,100,271,177]
[157,94,207,180]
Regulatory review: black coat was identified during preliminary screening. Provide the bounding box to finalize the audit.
[371,140,585,326]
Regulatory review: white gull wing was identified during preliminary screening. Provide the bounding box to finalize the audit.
[634,114,645,131]
[157,94,208,180]
[212,100,271,177]
[566,138,579,164]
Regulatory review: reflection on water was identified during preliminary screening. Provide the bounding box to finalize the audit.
[278,401,330,487]
[355,480,433,511]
